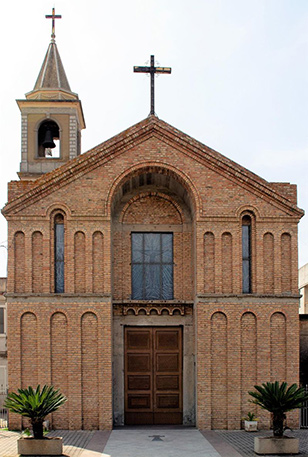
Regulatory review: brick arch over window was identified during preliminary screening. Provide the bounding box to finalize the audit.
[108,162,200,218]
[111,166,194,302]
[46,203,71,219]
[121,192,183,224]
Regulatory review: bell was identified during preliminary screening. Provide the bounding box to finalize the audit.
[42,128,56,149]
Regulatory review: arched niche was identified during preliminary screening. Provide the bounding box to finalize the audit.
[110,165,197,221]
[111,166,195,302]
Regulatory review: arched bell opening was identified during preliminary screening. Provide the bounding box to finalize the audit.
[37,120,60,158]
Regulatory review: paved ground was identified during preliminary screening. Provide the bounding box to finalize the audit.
[103,428,221,457]
[0,427,308,457]
[214,429,308,457]
[0,430,110,457]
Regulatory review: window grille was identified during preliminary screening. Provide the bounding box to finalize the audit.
[131,233,173,300]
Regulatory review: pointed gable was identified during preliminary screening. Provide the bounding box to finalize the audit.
[2,116,303,220]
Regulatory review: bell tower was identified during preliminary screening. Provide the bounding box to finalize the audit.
[17,8,85,180]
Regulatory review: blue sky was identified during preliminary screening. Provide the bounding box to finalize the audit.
[0,0,307,276]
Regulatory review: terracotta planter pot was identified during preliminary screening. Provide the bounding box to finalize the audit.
[254,436,299,455]
[17,436,63,455]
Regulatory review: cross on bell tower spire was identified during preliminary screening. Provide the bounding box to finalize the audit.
[45,7,62,41]
[134,55,171,116]
[17,7,85,179]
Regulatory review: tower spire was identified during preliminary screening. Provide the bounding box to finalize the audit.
[26,8,76,100]
[16,7,85,179]
[45,7,62,41]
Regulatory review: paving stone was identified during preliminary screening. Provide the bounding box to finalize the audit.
[215,429,308,457]
[1,427,308,457]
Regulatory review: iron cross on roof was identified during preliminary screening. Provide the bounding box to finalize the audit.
[134,55,171,116]
[45,7,62,40]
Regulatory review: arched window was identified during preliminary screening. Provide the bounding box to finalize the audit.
[242,215,251,293]
[38,120,60,158]
[54,213,64,293]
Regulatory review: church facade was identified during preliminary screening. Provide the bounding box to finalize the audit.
[2,24,303,431]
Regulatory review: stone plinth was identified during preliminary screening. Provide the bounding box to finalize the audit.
[17,436,63,455]
[254,436,299,455]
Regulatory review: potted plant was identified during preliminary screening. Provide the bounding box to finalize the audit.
[242,411,258,431]
[4,384,67,456]
[249,381,308,455]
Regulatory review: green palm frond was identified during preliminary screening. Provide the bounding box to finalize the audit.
[4,385,67,420]
[249,381,308,414]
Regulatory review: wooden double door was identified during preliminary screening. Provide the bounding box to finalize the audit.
[124,326,183,425]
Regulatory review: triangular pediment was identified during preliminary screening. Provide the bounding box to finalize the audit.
[2,116,304,218]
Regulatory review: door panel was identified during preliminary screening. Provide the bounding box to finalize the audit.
[125,326,182,425]
[156,353,179,371]
[127,354,151,371]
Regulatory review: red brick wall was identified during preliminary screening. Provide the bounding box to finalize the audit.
[51,312,69,429]
[196,302,299,430]
[263,233,274,293]
[74,231,86,293]
[32,231,43,293]
[7,301,113,431]
[4,123,301,431]
[81,312,99,430]
[204,232,215,293]
[240,312,257,419]
[210,312,228,429]
[14,232,25,293]
[281,233,292,293]
[222,233,233,293]
[92,232,104,293]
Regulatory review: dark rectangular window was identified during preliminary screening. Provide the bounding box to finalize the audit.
[242,224,251,293]
[131,233,173,300]
[55,217,64,293]
[0,308,4,334]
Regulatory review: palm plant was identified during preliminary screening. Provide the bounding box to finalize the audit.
[4,385,67,439]
[249,381,308,437]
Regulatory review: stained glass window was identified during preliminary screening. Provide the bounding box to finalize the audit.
[132,233,173,300]
[242,216,251,293]
[55,214,64,293]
